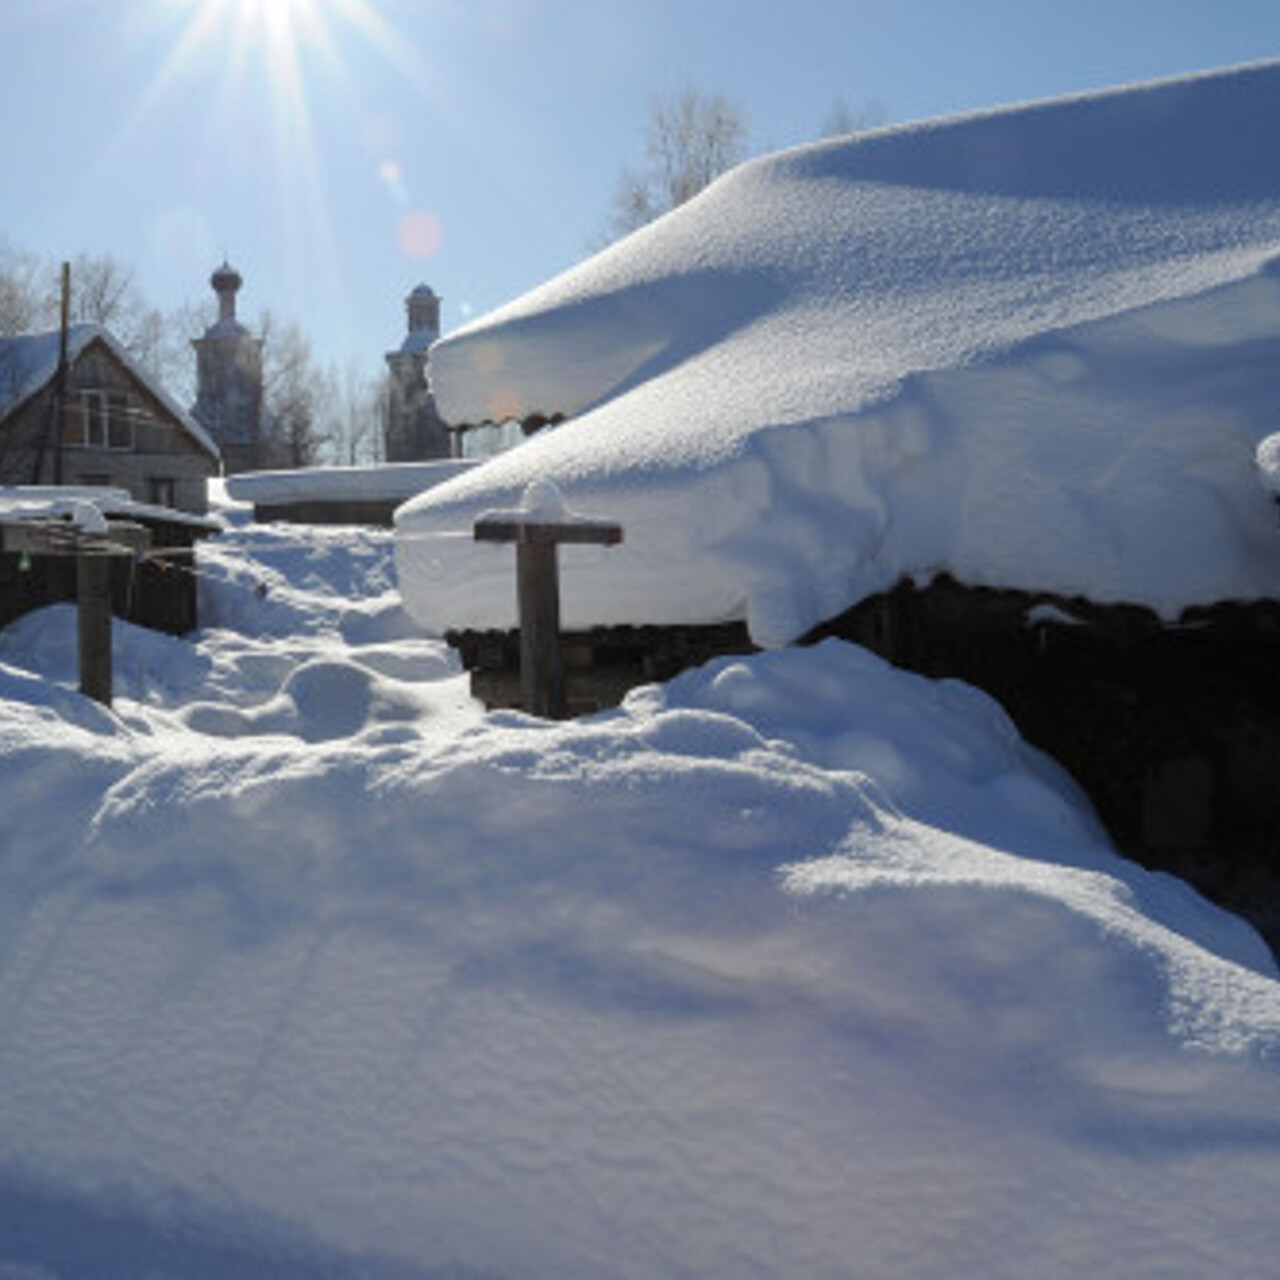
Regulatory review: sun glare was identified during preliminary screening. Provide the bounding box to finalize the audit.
[104,0,454,333]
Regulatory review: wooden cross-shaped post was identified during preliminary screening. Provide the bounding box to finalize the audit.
[474,482,622,719]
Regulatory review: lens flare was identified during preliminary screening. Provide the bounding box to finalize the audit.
[397,210,444,260]
[379,158,408,203]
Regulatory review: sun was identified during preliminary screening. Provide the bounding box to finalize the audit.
[192,0,338,101]
[236,0,321,66]
[103,0,451,318]
[131,0,404,176]
[139,0,397,99]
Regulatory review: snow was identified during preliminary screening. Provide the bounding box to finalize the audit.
[1,507,1280,1276]
[224,460,475,506]
[0,485,222,533]
[474,479,620,531]
[1255,432,1280,495]
[397,61,1280,646]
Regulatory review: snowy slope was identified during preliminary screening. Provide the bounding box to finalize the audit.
[0,516,1279,1276]
[397,61,1280,646]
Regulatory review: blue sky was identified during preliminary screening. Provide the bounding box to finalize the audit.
[2,0,1277,383]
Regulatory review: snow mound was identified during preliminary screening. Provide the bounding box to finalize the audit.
[397,61,1280,645]
[1,521,1280,1274]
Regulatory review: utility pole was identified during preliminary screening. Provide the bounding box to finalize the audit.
[52,261,70,485]
[32,262,71,486]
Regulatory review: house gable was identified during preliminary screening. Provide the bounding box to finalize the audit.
[0,326,219,514]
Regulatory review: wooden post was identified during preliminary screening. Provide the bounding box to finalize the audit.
[515,538,564,717]
[54,261,70,486]
[0,515,150,710]
[475,484,623,719]
[76,547,113,707]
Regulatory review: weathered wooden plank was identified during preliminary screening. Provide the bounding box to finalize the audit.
[474,517,623,547]
[516,540,563,717]
[76,550,114,706]
[0,520,151,557]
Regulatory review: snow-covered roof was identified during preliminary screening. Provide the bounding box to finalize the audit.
[0,485,223,533]
[396,60,1280,646]
[225,460,475,506]
[0,324,220,462]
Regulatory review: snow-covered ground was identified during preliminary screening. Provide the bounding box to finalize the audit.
[1,502,1279,1277]
[397,60,1280,646]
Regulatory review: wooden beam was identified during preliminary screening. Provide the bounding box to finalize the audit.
[0,519,150,558]
[472,517,623,547]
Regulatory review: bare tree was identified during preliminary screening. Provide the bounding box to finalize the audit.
[63,253,186,391]
[260,311,329,467]
[822,96,889,138]
[0,238,50,336]
[155,297,213,409]
[326,360,384,466]
[606,88,748,239]
[67,253,136,329]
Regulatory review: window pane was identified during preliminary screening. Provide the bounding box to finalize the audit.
[82,393,107,448]
[108,395,132,450]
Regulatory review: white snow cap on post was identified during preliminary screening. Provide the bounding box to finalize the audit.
[1255,433,1280,495]
[519,479,567,520]
[476,480,620,531]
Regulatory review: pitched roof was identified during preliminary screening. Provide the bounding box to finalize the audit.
[0,324,220,461]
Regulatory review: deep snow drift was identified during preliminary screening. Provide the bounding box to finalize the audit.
[397,61,1280,646]
[0,510,1279,1276]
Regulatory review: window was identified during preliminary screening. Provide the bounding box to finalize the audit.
[80,391,109,448]
[73,391,133,451]
[148,476,176,508]
[107,395,132,450]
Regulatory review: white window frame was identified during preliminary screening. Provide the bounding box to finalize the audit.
[76,391,134,451]
[80,391,109,449]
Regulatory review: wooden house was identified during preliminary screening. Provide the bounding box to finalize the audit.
[0,323,220,513]
[0,326,222,635]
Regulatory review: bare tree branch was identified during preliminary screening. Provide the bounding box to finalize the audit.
[605,88,748,240]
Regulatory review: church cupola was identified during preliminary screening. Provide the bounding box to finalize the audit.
[405,284,440,345]
[384,283,450,461]
[191,260,281,473]
[211,261,245,328]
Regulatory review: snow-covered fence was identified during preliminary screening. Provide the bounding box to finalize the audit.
[0,509,150,705]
